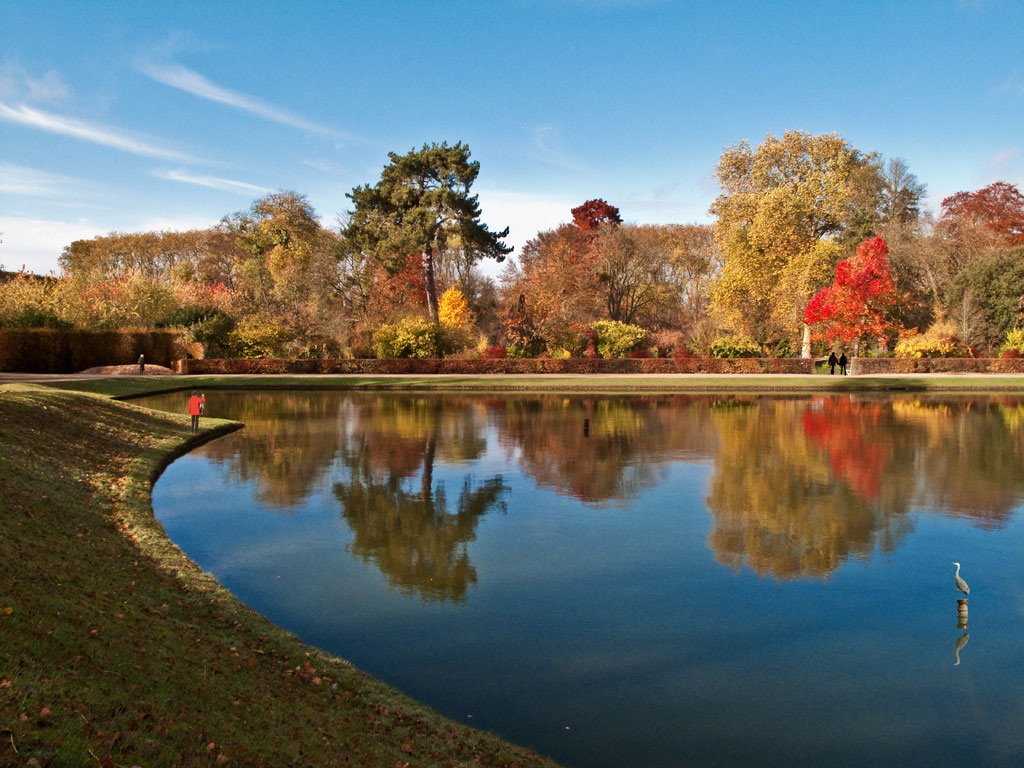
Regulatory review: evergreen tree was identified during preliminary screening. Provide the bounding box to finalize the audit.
[343,142,511,323]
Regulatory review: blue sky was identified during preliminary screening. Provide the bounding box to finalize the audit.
[2,0,1023,276]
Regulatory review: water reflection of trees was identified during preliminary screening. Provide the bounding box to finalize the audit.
[333,396,505,603]
[190,391,1024,586]
[493,396,717,504]
[706,396,1024,580]
[199,392,346,508]
[893,398,1024,529]
[706,397,916,580]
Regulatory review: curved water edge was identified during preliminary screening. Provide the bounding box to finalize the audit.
[130,405,561,766]
[144,389,1024,768]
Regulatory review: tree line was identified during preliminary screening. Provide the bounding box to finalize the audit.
[3,133,1024,359]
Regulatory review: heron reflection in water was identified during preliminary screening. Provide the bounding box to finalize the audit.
[953,562,970,596]
[954,631,970,665]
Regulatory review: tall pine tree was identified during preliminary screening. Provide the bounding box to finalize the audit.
[343,142,511,323]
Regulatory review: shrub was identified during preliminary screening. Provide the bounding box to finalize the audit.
[628,348,651,358]
[7,306,71,329]
[373,317,441,359]
[591,319,647,358]
[480,345,508,359]
[894,321,972,358]
[766,340,795,358]
[894,335,971,358]
[709,335,761,358]
[1003,348,1022,359]
[228,314,290,358]
[295,336,344,359]
[159,304,218,328]
[648,328,686,358]
[1000,327,1024,357]
[190,311,236,357]
[437,324,476,357]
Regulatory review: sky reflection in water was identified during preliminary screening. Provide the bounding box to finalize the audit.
[144,391,1024,768]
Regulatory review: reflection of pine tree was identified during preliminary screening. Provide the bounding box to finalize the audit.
[335,422,506,603]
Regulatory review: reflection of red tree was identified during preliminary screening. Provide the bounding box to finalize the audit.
[802,398,888,501]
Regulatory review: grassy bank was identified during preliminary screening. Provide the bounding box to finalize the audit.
[34,372,1024,401]
[0,384,560,767]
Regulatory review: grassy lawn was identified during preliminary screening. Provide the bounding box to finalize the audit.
[34,372,1024,401]
[0,383,560,767]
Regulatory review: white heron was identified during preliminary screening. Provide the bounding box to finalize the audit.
[953,562,970,596]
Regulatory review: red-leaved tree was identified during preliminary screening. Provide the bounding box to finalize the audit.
[940,181,1024,247]
[804,236,903,354]
[570,199,622,232]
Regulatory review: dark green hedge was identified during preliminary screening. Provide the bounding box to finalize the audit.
[0,329,184,373]
[175,357,816,375]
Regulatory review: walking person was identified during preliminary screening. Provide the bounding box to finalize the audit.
[188,390,205,433]
[138,354,145,374]
[838,352,848,376]
[827,351,838,375]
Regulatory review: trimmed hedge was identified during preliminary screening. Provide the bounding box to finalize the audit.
[0,329,185,373]
[174,357,816,375]
[852,357,1024,374]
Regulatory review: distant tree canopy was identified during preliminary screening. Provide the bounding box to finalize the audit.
[59,229,235,283]
[13,133,1024,359]
[501,200,718,353]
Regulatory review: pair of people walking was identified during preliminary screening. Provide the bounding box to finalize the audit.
[188,391,206,432]
[827,352,848,375]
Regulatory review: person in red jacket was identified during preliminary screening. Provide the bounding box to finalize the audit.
[188,390,205,433]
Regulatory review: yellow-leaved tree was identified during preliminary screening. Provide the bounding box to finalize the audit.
[438,286,475,329]
[710,131,869,356]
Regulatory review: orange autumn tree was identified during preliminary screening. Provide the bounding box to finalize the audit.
[804,236,904,355]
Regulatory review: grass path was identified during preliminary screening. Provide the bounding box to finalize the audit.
[24,371,1024,400]
[0,384,560,767]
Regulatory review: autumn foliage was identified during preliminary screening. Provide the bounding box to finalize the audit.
[804,236,902,348]
[570,199,622,232]
[940,181,1024,247]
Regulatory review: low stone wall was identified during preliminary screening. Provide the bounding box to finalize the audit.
[851,357,1024,374]
[174,357,816,375]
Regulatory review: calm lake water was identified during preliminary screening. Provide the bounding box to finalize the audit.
[139,390,1024,768]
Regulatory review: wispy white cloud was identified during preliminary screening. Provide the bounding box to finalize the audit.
[0,162,84,196]
[152,167,271,195]
[302,157,347,174]
[0,102,201,162]
[996,72,1024,97]
[139,60,341,137]
[0,60,70,104]
[528,123,589,172]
